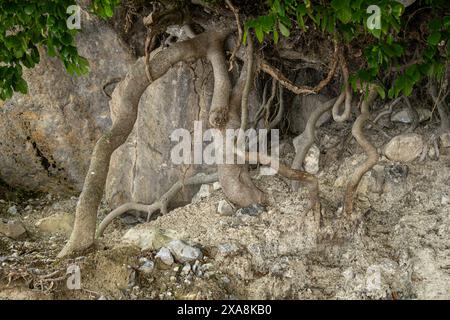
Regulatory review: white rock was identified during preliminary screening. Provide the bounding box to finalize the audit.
[155,247,174,266]
[138,260,155,274]
[391,108,431,124]
[167,240,203,263]
[304,144,320,174]
[441,195,449,206]
[7,206,18,215]
[121,227,180,251]
[192,184,212,203]
[212,182,222,191]
[217,200,234,216]
[181,263,191,275]
[259,166,277,176]
[384,133,424,162]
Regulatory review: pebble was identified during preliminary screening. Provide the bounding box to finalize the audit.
[167,240,203,263]
[7,206,18,215]
[138,259,155,274]
[217,200,235,216]
[155,247,174,266]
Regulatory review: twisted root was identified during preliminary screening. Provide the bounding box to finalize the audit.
[344,84,379,216]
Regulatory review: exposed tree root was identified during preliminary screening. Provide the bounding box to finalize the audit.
[403,96,419,133]
[225,0,242,71]
[332,53,352,122]
[344,84,379,216]
[291,98,336,191]
[97,172,218,237]
[429,80,450,134]
[258,40,339,95]
[253,78,277,128]
[59,30,233,258]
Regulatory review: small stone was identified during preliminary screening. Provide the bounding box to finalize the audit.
[181,263,191,275]
[167,240,203,263]
[441,195,449,205]
[7,206,18,215]
[383,133,423,162]
[236,204,265,216]
[138,259,155,274]
[0,220,26,239]
[192,184,212,203]
[217,200,235,216]
[304,144,320,174]
[212,182,222,191]
[35,213,74,236]
[155,247,174,266]
[98,296,108,300]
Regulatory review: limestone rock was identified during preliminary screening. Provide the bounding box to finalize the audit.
[391,108,432,124]
[121,226,181,251]
[192,184,212,204]
[167,239,203,264]
[304,144,320,174]
[35,213,74,236]
[383,133,424,162]
[217,200,235,216]
[0,12,134,193]
[440,132,450,148]
[0,220,26,239]
[155,247,174,266]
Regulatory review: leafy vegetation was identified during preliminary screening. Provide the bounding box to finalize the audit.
[244,0,449,98]
[0,0,120,100]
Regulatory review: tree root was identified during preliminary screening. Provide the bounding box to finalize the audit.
[332,53,352,122]
[259,40,339,95]
[97,172,218,237]
[291,98,336,191]
[59,30,233,258]
[344,84,379,216]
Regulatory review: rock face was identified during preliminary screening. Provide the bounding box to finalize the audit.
[391,108,431,124]
[105,60,215,208]
[383,133,424,162]
[0,13,134,193]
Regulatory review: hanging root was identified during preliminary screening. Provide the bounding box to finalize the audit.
[97,173,218,237]
[403,96,419,133]
[291,98,336,191]
[240,35,254,131]
[429,79,450,134]
[344,84,379,216]
[225,0,242,71]
[259,40,339,95]
[268,84,285,129]
[332,52,352,122]
[253,78,277,128]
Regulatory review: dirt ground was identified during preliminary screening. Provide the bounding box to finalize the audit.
[1,119,449,300]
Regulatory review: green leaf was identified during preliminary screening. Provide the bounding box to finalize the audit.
[255,25,264,43]
[14,77,28,94]
[279,22,290,37]
[427,32,441,46]
[337,8,352,24]
[375,86,385,99]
